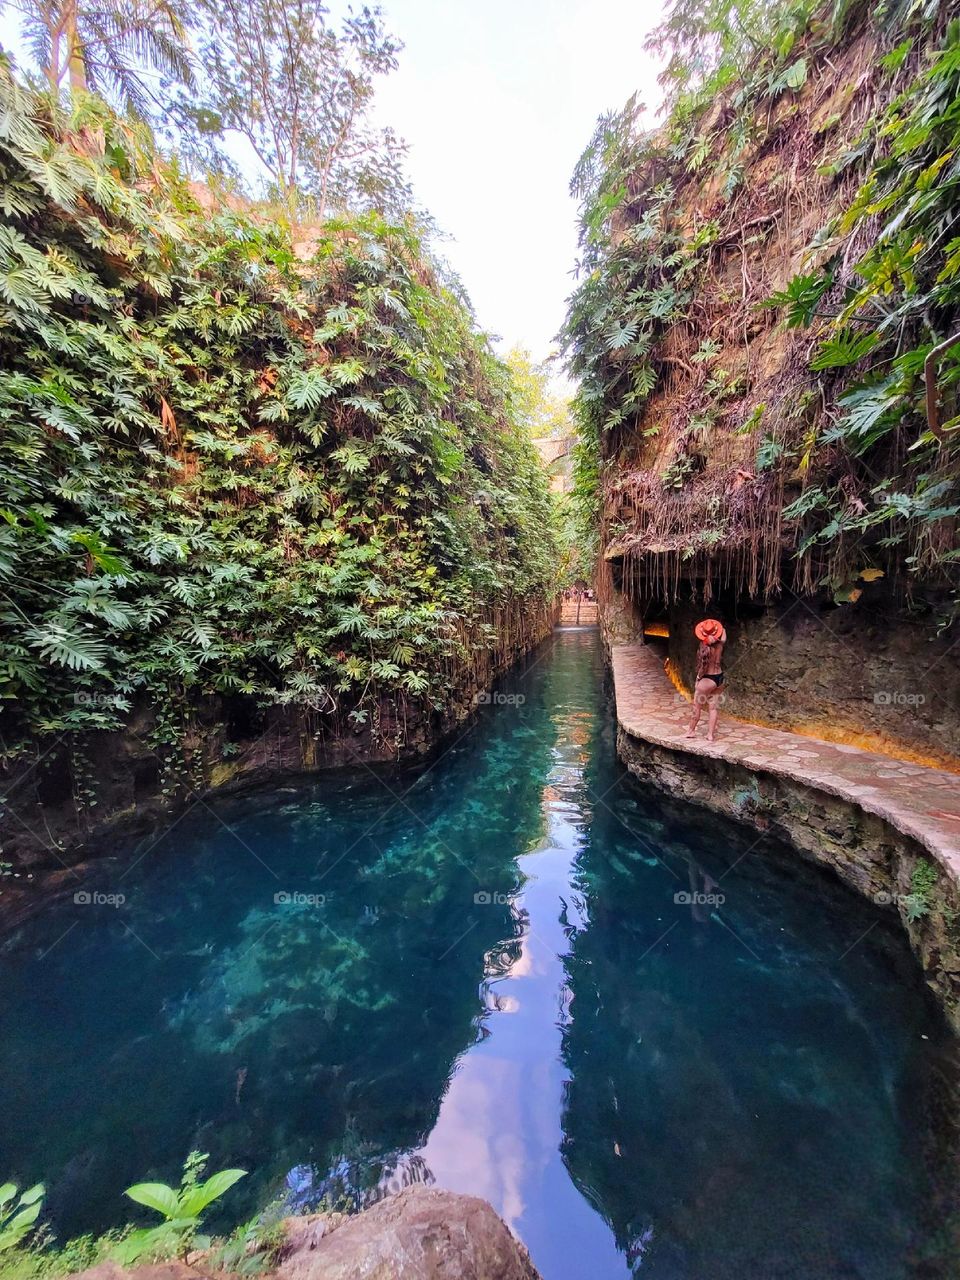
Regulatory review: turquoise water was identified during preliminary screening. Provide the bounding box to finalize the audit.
[0,629,956,1278]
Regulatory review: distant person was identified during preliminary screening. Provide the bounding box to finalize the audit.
[686,618,726,742]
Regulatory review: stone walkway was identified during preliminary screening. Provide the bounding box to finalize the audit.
[612,643,960,872]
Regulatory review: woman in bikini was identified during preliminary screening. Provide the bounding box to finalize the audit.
[685,618,726,742]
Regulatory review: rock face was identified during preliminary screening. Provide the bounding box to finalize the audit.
[0,605,557,888]
[275,1188,541,1280]
[610,640,960,1030]
[666,595,960,774]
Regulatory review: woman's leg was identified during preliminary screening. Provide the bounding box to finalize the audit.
[686,678,715,736]
[706,687,721,741]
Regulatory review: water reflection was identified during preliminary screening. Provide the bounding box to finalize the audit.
[419,632,625,1275]
[0,630,955,1279]
[0,656,557,1238]
[560,748,957,1278]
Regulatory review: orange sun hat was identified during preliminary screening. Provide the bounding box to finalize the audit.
[695,618,727,644]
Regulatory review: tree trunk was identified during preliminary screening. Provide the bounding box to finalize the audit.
[287,118,299,215]
[64,0,88,94]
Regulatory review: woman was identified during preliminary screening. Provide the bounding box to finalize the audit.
[685,618,726,742]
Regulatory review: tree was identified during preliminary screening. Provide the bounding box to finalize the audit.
[2,0,193,115]
[504,346,574,442]
[502,345,593,587]
[190,0,409,214]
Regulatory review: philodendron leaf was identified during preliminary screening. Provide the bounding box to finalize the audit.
[124,1182,180,1220]
[783,57,807,89]
[179,1169,247,1218]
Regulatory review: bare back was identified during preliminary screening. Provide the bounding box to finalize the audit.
[697,640,724,678]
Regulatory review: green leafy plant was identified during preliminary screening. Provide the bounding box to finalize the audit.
[764,270,833,328]
[904,858,939,923]
[207,1205,288,1276]
[0,1183,44,1254]
[0,64,560,822]
[692,337,722,362]
[3,0,193,117]
[809,330,880,371]
[563,0,960,616]
[113,1152,246,1264]
[755,436,785,471]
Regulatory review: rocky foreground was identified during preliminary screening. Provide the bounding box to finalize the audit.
[71,1188,541,1280]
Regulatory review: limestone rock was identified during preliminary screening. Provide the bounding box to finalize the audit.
[276,1187,541,1280]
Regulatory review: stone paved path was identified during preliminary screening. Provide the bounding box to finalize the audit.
[612,643,960,873]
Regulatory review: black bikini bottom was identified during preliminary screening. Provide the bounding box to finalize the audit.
[702,672,724,687]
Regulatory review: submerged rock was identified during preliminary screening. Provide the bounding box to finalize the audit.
[276,1187,541,1280]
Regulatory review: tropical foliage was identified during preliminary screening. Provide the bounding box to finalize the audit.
[502,346,591,584]
[0,67,557,777]
[116,1152,246,1262]
[0,1183,44,1254]
[0,1157,260,1276]
[775,11,960,588]
[1,0,192,115]
[503,345,572,443]
[2,0,409,215]
[562,0,960,612]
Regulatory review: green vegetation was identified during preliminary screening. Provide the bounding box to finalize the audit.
[561,89,699,556]
[904,856,939,922]
[775,14,960,593]
[502,346,592,584]
[504,345,572,444]
[0,1156,265,1278]
[562,0,959,614]
[0,68,557,783]
[185,0,409,215]
[117,1152,246,1263]
[1,0,406,215]
[2,0,191,115]
[0,1185,43,1255]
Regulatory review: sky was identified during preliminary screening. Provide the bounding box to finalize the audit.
[373,0,667,364]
